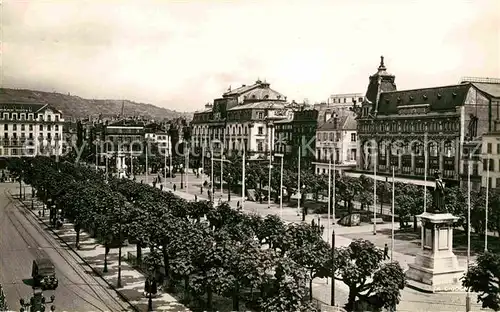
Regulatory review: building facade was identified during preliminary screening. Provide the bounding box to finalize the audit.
[353,57,500,189]
[191,80,292,159]
[145,123,171,156]
[0,103,64,158]
[313,112,357,175]
[274,108,318,161]
[314,93,366,124]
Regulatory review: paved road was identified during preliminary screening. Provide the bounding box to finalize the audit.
[0,183,133,312]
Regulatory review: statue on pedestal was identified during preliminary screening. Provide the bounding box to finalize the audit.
[430,171,445,213]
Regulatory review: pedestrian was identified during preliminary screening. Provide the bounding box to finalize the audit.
[237,201,240,209]
[200,186,203,194]
[194,194,197,202]
[384,243,389,260]
[173,184,177,192]
[160,184,163,191]
[141,180,143,184]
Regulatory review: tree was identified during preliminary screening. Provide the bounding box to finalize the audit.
[259,258,320,312]
[462,252,500,311]
[335,239,405,311]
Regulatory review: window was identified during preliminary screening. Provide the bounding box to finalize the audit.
[12,114,17,120]
[351,133,356,142]
[488,143,492,153]
[350,149,357,161]
[359,97,363,102]
[28,114,33,121]
[55,115,59,122]
[489,177,493,188]
[29,133,33,139]
[47,125,51,131]
[13,124,17,131]
[257,142,263,151]
[20,113,25,120]
[29,124,33,131]
[21,124,25,131]
[38,114,43,121]
[258,127,263,135]
[3,125,7,131]
[497,144,500,154]
[3,113,7,119]
[39,125,43,131]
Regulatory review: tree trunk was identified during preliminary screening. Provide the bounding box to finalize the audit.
[75,227,81,249]
[346,286,357,312]
[232,281,240,311]
[206,287,213,311]
[136,244,142,265]
[161,243,170,288]
[309,274,313,302]
[184,276,190,303]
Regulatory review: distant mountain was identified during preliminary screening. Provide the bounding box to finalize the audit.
[0,88,193,121]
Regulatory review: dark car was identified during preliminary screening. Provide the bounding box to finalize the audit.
[32,258,58,290]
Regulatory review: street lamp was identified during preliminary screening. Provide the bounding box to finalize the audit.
[20,288,55,312]
[301,184,306,222]
[268,163,273,209]
[180,164,184,189]
[274,153,284,217]
[117,203,123,289]
[144,277,157,312]
[227,172,231,202]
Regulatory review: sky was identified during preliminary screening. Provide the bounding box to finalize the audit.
[1,0,499,112]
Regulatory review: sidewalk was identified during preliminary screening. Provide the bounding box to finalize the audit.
[148,174,485,311]
[18,194,191,312]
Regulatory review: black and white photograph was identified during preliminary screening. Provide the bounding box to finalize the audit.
[0,0,499,311]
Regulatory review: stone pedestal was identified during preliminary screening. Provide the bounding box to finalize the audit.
[405,212,464,292]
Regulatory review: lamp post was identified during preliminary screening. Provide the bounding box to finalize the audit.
[373,148,377,235]
[185,146,190,193]
[391,165,395,261]
[268,162,273,209]
[117,203,123,289]
[330,229,336,307]
[485,155,490,252]
[466,155,471,312]
[227,172,231,202]
[301,184,306,222]
[145,139,149,185]
[242,148,246,211]
[180,164,184,189]
[273,153,284,217]
[297,147,301,217]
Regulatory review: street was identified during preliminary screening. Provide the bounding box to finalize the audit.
[0,183,133,311]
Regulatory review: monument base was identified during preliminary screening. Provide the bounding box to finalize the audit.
[405,212,465,293]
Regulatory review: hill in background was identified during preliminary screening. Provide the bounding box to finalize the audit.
[0,88,193,121]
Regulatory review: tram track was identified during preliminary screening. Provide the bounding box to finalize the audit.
[3,188,134,311]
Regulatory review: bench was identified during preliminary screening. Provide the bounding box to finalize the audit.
[370,218,385,224]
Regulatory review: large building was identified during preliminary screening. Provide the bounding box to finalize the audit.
[313,112,357,175]
[352,56,500,189]
[274,107,318,161]
[191,79,292,159]
[0,103,64,159]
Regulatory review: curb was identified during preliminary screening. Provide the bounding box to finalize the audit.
[16,195,140,312]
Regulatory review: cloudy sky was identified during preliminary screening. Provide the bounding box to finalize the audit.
[1,0,499,112]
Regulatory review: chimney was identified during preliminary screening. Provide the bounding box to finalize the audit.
[324,111,332,122]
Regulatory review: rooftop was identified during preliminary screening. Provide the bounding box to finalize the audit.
[227,101,287,111]
[377,83,471,114]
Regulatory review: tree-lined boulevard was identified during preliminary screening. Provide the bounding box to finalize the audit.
[4,155,500,311]
[0,182,132,311]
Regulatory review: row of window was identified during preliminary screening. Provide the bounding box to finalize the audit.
[2,124,60,132]
[359,120,458,133]
[0,112,60,122]
[485,142,500,154]
[330,97,363,104]
[317,132,357,142]
[2,133,60,139]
